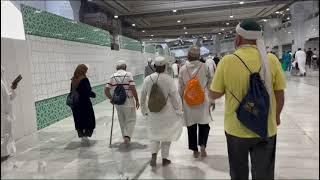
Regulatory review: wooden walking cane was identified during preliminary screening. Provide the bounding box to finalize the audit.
[109,105,115,148]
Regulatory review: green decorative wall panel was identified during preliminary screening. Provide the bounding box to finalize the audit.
[21,5,111,46]
[144,44,156,54]
[120,35,142,51]
[133,74,144,87]
[35,74,144,130]
[35,84,106,130]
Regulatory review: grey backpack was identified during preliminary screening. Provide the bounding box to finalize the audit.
[148,74,168,112]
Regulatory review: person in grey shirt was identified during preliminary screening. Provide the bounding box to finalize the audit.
[144,58,155,77]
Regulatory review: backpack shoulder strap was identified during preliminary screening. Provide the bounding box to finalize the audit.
[232,54,252,74]
[186,63,203,79]
[121,73,127,83]
[148,63,155,72]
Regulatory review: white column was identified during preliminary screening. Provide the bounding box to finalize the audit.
[290,1,310,51]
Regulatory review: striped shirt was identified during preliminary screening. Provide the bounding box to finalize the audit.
[107,70,135,107]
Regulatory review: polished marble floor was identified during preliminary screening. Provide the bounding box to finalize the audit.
[1,70,319,179]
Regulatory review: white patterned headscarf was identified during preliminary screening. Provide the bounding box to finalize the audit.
[236,20,273,109]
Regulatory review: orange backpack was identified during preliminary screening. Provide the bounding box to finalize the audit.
[183,64,205,106]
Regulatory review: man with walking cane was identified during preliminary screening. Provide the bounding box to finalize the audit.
[105,60,140,146]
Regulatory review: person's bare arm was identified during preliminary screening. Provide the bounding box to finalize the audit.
[209,90,224,100]
[104,87,112,102]
[274,90,285,126]
[130,85,140,109]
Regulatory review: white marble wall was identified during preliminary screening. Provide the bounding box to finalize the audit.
[1,38,37,140]
[27,35,154,102]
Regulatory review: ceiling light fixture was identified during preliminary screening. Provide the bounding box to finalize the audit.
[230,15,234,18]
[226,22,230,25]
[239,1,244,4]
[177,20,181,23]
[286,8,290,11]
[275,11,280,14]
[263,19,267,22]
[183,27,187,29]
[150,39,153,41]
[132,24,136,27]
[172,9,177,13]
[288,31,291,34]
[221,28,225,31]
[114,15,118,18]
[142,30,145,32]
[287,17,290,20]
[185,32,188,34]
[218,32,222,35]
[151,34,154,37]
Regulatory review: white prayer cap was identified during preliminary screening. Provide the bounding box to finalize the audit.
[154,56,168,66]
[116,60,127,66]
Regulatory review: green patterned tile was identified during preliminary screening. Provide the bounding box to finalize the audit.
[35,84,106,130]
[119,35,142,51]
[133,74,144,87]
[144,44,156,54]
[21,5,111,46]
[35,75,143,129]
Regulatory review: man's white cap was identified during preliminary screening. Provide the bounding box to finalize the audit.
[116,60,127,66]
[154,56,168,66]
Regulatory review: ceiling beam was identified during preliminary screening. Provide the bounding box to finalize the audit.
[119,0,295,18]
[137,15,272,31]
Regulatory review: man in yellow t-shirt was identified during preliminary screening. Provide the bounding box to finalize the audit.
[209,20,286,179]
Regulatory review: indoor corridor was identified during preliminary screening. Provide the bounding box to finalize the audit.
[1,71,319,179]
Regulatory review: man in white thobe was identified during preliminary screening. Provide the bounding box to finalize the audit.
[178,46,213,158]
[171,60,179,78]
[295,48,307,76]
[1,66,18,159]
[205,55,217,77]
[105,60,140,145]
[140,56,183,167]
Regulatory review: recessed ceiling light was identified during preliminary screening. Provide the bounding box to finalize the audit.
[226,22,230,25]
[142,30,145,32]
[183,27,187,29]
[230,15,234,18]
[263,19,267,22]
[218,32,222,35]
[114,15,118,18]
[173,9,177,13]
[185,32,188,34]
[132,24,136,26]
[239,1,244,4]
[151,34,154,37]
[287,17,290,20]
[177,20,181,23]
[275,11,280,14]
[150,39,153,40]
[286,8,290,11]
[288,31,291,34]
[221,28,225,31]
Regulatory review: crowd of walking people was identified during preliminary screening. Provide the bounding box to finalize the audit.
[4,19,309,179]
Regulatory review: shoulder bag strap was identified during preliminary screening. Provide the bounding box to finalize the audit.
[232,54,253,74]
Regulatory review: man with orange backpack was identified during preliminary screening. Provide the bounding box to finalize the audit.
[178,46,214,158]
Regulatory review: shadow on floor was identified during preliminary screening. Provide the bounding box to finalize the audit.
[202,154,229,172]
[64,140,98,150]
[110,142,148,152]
